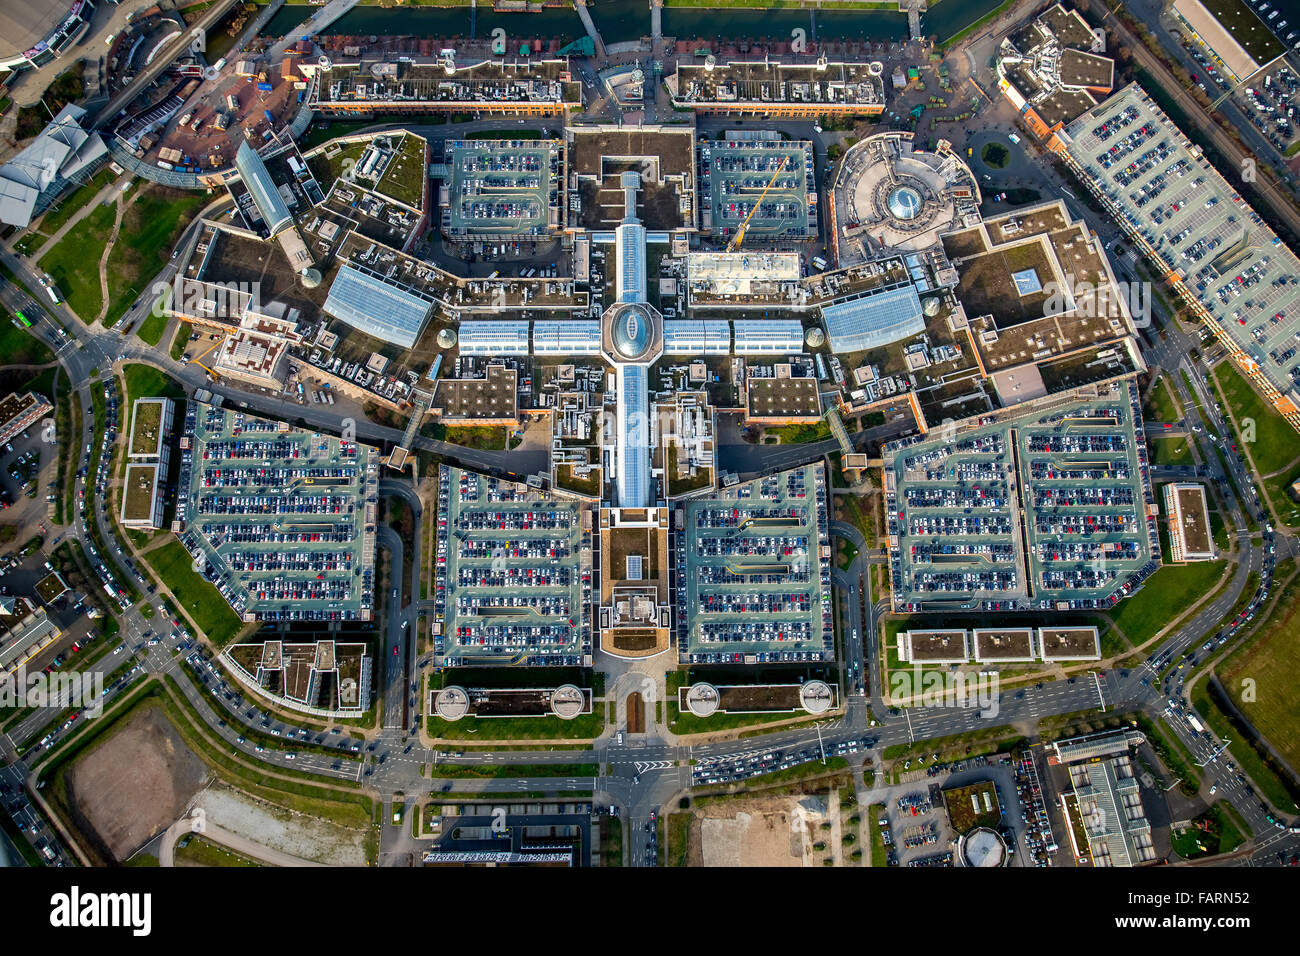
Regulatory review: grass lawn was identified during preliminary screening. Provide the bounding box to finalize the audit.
[1212,360,1300,477]
[425,710,604,741]
[38,199,116,323]
[1148,435,1195,467]
[135,309,169,347]
[1217,573,1300,774]
[375,133,428,208]
[173,834,261,867]
[1171,803,1247,859]
[170,324,190,361]
[442,425,507,450]
[0,313,55,365]
[142,540,242,644]
[768,420,831,444]
[104,185,207,326]
[1209,361,1300,526]
[38,167,116,236]
[1142,375,1182,423]
[122,363,186,402]
[1105,555,1225,647]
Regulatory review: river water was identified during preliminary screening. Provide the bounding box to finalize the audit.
[259,0,1005,49]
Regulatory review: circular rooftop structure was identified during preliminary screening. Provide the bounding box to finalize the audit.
[684,682,720,718]
[550,684,585,720]
[434,686,470,721]
[959,827,1008,867]
[830,131,980,263]
[800,680,834,715]
[887,185,924,221]
[437,327,458,349]
[610,302,653,360]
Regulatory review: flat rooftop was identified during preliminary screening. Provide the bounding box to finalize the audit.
[310,58,582,110]
[666,60,886,112]
[747,375,822,421]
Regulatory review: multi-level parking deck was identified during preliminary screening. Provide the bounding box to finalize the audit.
[698,140,816,241]
[432,466,591,667]
[884,383,1158,612]
[176,402,379,622]
[678,463,833,664]
[442,139,563,239]
[1058,84,1300,426]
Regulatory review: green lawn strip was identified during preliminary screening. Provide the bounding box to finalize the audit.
[103,186,207,326]
[169,323,190,361]
[425,710,604,741]
[37,167,116,236]
[598,816,623,867]
[54,369,74,524]
[38,199,115,323]
[142,539,242,644]
[882,726,1023,763]
[173,833,262,867]
[431,762,599,779]
[1191,678,1300,814]
[664,812,690,867]
[134,309,169,347]
[867,802,888,866]
[0,313,55,365]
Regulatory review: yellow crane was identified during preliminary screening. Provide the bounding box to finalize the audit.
[726,154,789,252]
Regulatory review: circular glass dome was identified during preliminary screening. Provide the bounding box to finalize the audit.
[887,184,923,221]
[611,303,652,360]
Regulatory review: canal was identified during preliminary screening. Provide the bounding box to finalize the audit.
[259,0,1006,48]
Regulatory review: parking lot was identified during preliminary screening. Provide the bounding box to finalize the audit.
[443,140,561,239]
[886,383,1157,612]
[698,140,815,241]
[1063,84,1300,399]
[432,465,590,667]
[678,463,832,664]
[176,402,378,622]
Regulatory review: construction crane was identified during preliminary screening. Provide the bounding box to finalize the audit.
[726,155,789,252]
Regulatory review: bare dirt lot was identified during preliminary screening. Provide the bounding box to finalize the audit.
[195,784,369,866]
[688,795,829,867]
[66,705,210,862]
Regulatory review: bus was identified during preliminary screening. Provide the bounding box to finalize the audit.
[15,311,31,328]
[39,274,60,305]
[1187,714,1205,734]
